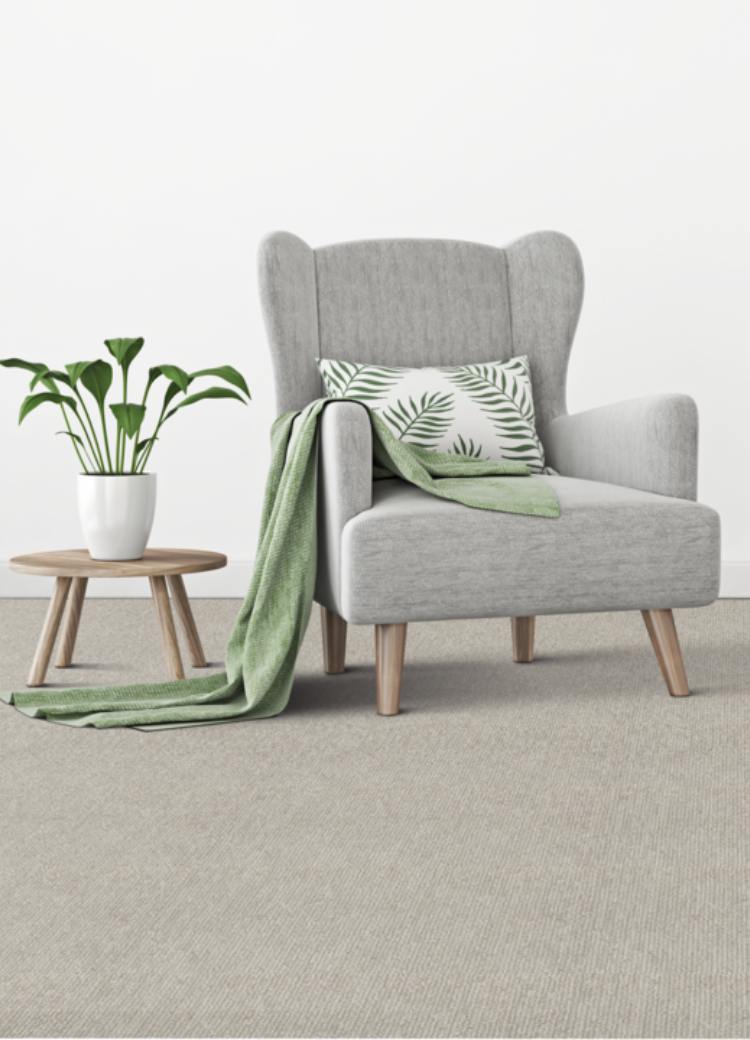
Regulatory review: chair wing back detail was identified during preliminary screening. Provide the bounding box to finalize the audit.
[258,230,584,441]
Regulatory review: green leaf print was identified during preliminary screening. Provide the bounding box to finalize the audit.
[451,435,484,459]
[320,360,402,402]
[443,360,544,469]
[382,391,454,448]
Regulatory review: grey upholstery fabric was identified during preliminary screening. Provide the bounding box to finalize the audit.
[258,232,322,412]
[505,232,584,445]
[258,230,584,433]
[315,403,372,610]
[547,394,698,500]
[315,239,512,364]
[336,478,720,623]
[257,230,720,624]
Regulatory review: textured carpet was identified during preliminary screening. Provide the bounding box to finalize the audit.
[1,599,749,1038]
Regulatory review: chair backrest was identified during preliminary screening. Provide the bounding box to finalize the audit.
[258,231,584,442]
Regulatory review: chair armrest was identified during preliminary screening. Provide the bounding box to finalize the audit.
[546,394,698,500]
[315,401,373,614]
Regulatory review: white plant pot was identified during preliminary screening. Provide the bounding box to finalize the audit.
[77,474,157,561]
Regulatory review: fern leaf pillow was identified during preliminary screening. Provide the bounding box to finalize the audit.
[317,356,545,472]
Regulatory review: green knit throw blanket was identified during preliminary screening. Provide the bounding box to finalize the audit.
[3,400,559,728]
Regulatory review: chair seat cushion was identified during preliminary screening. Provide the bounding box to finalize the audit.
[339,476,720,623]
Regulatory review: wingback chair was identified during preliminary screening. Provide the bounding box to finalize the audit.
[258,231,720,715]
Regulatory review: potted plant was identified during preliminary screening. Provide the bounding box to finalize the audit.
[2,338,250,560]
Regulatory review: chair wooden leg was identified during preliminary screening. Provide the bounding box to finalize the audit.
[642,609,690,697]
[321,606,347,674]
[375,623,407,716]
[511,616,535,663]
[149,576,185,680]
[167,574,208,667]
[27,577,72,687]
[55,577,88,667]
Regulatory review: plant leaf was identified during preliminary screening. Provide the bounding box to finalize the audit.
[65,361,93,386]
[151,364,190,392]
[80,359,113,407]
[164,385,246,421]
[30,367,72,391]
[1,358,48,375]
[165,380,184,408]
[1,358,59,392]
[190,365,251,399]
[55,429,94,471]
[109,403,147,439]
[19,391,77,424]
[135,435,157,456]
[55,430,87,449]
[104,337,144,372]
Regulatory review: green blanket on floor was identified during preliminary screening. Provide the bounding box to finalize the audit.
[3,399,559,728]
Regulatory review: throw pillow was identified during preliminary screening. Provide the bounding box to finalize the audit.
[316,355,545,472]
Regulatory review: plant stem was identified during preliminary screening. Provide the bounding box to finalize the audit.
[72,387,105,472]
[136,424,159,473]
[130,381,151,471]
[98,404,114,473]
[118,369,129,473]
[67,403,98,470]
[136,408,167,473]
[59,403,90,473]
[134,384,166,473]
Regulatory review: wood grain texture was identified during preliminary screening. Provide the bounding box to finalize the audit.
[55,577,88,668]
[375,623,407,716]
[27,577,72,686]
[167,574,208,667]
[511,616,535,663]
[642,608,690,697]
[149,575,185,680]
[9,548,227,579]
[320,606,347,674]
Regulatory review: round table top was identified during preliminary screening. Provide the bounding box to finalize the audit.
[9,548,228,579]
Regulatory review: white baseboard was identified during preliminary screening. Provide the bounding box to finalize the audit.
[2,560,749,599]
[719,562,750,598]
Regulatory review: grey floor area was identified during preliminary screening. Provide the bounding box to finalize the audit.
[1,598,749,1038]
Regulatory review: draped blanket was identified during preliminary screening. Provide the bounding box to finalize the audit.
[3,400,559,729]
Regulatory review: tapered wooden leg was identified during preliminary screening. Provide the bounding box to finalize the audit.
[167,574,207,667]
[375,623,407,716]
[27,577,72,687]
[149,575,185,680]
[55,577,88,667]
[511,616,535,663]
[642,609,690,696]
[321,606,347,674]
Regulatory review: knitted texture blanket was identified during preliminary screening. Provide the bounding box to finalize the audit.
[3,400,559,728]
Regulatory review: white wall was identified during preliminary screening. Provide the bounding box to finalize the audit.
[1,0,749,597]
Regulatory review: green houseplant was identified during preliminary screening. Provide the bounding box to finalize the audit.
[2,338,250,560]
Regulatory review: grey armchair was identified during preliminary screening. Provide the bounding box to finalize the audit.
[258,231,720,715]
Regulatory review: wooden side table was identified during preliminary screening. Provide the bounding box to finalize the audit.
[9,549,227,687]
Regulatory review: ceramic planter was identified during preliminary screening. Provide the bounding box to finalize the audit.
[77,473,157,560]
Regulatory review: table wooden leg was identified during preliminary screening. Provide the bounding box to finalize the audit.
[55,576,88,667]
[149,575,185,680]
[166,574,208,667]
[27,577,72,687]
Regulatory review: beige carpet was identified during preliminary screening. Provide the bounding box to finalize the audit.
[1,599,749,1038]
